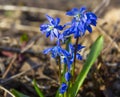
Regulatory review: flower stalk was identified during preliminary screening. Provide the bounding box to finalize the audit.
[72,37,79,83]
[56,56,62,84]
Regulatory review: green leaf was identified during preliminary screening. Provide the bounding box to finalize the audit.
[20,33,29,43]
[69,36,104,97]
[11,89,29,97]
[32,80,44,97]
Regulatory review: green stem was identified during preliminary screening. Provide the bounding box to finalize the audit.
[66,37,71,51]
[57,56,62,84]
[64,92,67,97]
[72,37,79,83]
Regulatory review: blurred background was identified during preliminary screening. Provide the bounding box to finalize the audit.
[0,0,120,97]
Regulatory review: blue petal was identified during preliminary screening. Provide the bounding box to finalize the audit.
[79,6,86,13]
[68,61,73,70]
[40,24,48,31]
[87,25,92,33]
[51,51,57,58]
[60,49,70,57]
[78,22,86,34]
[46,31,51,37]
[50,32,55,41]
[45,14,54,25]
[51,19,56,25]
[43,48,52,54]
[65,57,73,70]
[59,83,68,94]
[46,14,52,21]
[76,53,82,60]
[63,28,72,36]
[86,12,97,20]
[68,44,74,54]
[53,29,59,37]
[56,25,63,30]
[77,44,85,51]
[65,72,71,81]
[63,57,68,65]
[55,17,60,25]
[91,20,97,26]
[57,34,65,43]
[69,44,73,50]
[74,30,80,38]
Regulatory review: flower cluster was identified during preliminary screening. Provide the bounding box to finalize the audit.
[40,7,97,94]
[64,7,97,38]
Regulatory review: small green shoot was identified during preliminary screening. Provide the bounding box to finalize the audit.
[11,89,29,97]
[32,80,44,97]
[20,33,29,43]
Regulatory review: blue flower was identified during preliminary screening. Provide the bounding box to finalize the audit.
[64,7,97,38]
[65,72,71,82]
[40,15,63,41]
[69,43,85,60]
[68,44,84,68]
[59,83,68,94]
[62,44,84,70]
[69,44,85,53]
[43,46,70,59]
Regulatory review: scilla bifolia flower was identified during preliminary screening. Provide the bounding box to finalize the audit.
[43,46,70,59]
[69,44,85,61]
[62,44,84,71]
[65,72,72,82]
[40,15,63,41]
[64,7,97,38]
[59,83,68,94]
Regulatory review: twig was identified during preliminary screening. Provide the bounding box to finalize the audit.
[0,46,44,57]
[0,22,39,33]
[97,26,120,52]
[0,64,42,84]
[21,35,41,53]
[0,85,15,97]
[0,5,65,15]
[0,5,65,33]
[93,0,111,16]
[2,54,17,79]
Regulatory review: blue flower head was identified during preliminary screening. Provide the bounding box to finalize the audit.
[59,83,68,94]
[40,15,63,41]
[67,44,85,66]
[43,46,70,59]
[64,7,97,38]
[65,72,71,82]
[62,44,85,71]
[69,43,85,60]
